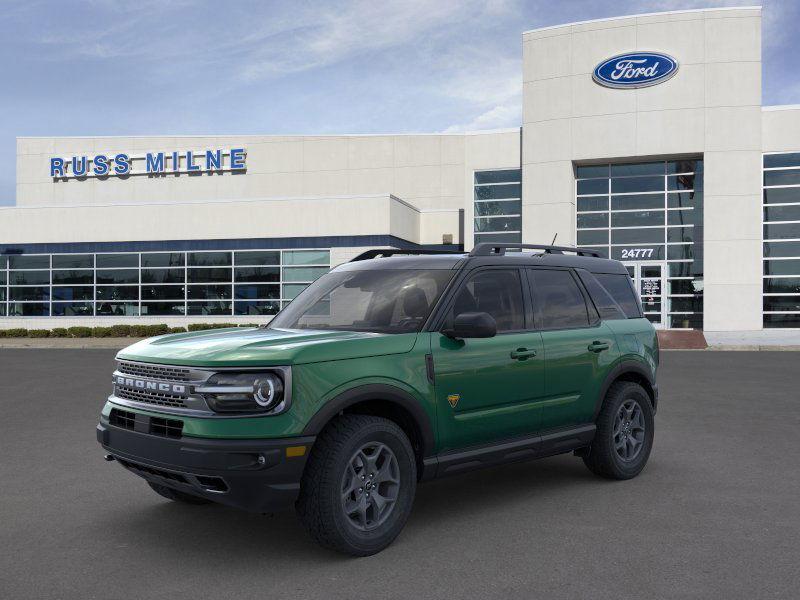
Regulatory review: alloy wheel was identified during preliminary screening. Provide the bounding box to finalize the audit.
[613,399,646,462]
[340,442,400,531]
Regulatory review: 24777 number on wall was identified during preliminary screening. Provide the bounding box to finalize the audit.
[619,248,656,259]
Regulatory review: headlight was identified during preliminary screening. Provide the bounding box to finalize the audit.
[197,371,286,414]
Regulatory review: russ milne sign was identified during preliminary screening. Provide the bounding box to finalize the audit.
[50,148,246,179]
[592,52,678,89]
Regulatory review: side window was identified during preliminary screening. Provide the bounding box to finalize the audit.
[447,269,525,332]
[594,273,642,318]
[576,269,626,320]
[529,269,590,329]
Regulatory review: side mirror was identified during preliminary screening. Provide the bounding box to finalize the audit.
[443,312,497,339]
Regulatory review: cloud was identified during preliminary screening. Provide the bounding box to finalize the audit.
[442,103,521,133]
[236,0,500,82]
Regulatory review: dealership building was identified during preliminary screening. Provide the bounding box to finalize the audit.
[2,6,799,337]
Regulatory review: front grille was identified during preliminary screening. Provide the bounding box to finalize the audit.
[117,361,192,382]
[115,387,187,408]
[150,416,183,439]
[108,408,184,438]
[109,408,136,430]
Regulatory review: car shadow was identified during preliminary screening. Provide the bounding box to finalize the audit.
[93,453,600,563]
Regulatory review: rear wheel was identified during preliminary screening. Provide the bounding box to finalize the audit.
[296,414,417,556]
[583,381,654,480]
[147,482,211,505]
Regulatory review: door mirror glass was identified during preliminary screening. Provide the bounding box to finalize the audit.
[443,311,497,339]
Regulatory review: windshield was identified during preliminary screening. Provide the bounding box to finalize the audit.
[269,269,455,334]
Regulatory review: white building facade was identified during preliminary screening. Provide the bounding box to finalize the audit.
[2,6,799,334]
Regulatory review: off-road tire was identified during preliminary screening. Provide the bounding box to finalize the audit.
[296,414,417,556]
[583,381,654,480]
[147,482,212,505]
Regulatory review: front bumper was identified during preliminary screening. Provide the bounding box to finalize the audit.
[97,415,314,513]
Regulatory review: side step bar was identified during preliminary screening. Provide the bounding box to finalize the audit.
[421,424,596,480]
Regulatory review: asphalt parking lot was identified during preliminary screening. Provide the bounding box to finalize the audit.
[1,350,798,600]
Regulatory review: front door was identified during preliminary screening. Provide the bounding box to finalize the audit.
[431,267,545,452]
[624,262,666,329]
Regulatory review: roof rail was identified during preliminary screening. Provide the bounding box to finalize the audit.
[469,243,602,258]
[349,248,461,262]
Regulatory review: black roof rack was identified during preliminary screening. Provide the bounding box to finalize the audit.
[469,243,602,258]
[349,248,462,262]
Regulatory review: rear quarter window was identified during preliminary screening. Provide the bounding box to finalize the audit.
[577,270,626,320]
[592,272,642,319]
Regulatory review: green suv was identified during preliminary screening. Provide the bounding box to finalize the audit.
[97,243,658,555]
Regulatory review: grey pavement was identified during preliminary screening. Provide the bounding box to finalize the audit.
[0,349,798,600]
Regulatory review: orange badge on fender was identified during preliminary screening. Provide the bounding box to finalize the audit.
[447,394,460,408]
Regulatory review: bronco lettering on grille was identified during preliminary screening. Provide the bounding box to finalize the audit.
[115,376,186,395]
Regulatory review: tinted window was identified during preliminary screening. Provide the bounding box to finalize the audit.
[529,269,589,329]
[594,273,642,318]
[447,269,525,332]
[576,270,626,320]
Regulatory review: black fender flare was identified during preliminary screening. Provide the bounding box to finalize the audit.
[594,360,657,419]
[301,384,435,457]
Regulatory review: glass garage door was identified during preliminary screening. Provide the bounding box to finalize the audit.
[576,159,704,329]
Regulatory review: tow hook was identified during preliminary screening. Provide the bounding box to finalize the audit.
[103,454,116,462]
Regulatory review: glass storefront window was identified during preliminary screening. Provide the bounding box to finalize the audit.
[474,170,521,246]
[52,286,94,301]
[96,269,138,284]
[9,271,50,285]
[233,284,280,300]
[235,300,281,316]
[96,254,137,268]
[10,287,50,301]
[283,250,330,265]
[141,253,185,268]
[187,302,233,315]
[52,270,93,285]
[234,251,279,266]
[187,285,233,300]
[187,268,231,283]
[763,153,800,328]
[577,158,704,329]
[188,251,232,266]
[52,302,94,316]
[141,268,184,283]
[0,249,330,319]
[52,254,93,269]
[9,255,49,269]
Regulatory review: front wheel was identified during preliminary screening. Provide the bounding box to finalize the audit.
[296,414,417,556]
[583,381,654,480]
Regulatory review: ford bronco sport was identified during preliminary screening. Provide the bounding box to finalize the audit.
[97,243,658,556]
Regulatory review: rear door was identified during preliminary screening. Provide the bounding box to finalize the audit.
[431,267,545,452]
[527,268,618,431]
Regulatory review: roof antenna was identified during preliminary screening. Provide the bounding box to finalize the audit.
[551,233,558,245]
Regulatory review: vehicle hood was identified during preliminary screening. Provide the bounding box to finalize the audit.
[116,327,419,367]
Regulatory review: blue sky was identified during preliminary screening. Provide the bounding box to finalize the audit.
[1,0,798,206]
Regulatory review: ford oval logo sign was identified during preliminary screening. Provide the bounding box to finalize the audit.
[593,52,679,89]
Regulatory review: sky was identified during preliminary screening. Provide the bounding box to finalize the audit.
[1,0,798,206]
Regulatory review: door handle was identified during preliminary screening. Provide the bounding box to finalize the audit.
[510,348,537,360]
[588,341,610,353]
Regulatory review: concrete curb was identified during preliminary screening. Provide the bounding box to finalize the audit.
[707,344,800,351]
[0,338,143,349]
